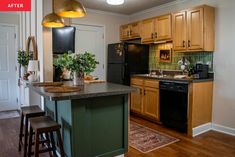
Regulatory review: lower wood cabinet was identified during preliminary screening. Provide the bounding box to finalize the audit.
[130,77,159,121]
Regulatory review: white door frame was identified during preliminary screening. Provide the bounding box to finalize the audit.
[0,23,19,111]
[72,23,107,80]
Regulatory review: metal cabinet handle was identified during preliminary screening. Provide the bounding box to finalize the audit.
[155,32,157,38]
[188,40,191,47]
[183,40,185,47]
[151,33,154,39]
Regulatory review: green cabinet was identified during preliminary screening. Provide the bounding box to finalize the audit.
[45,94,128,157]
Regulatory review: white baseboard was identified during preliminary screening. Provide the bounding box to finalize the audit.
[192,123,235,137]
[192,123,212,137]
[212,123,235,137]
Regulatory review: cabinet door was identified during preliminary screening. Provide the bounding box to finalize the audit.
[120,25,130,40]
[130,85,143,114]
[172,11,187,51]
[141,18,155,43]
[155,14,172,41]
[143,87,159,120]
[187,8,204,50]
[130,22,140,39]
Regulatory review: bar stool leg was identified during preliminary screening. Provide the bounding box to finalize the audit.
[34,131,40,157]
[50,132,57,157]
[45,133,53,157]
[18,112,24,151]
[56,130,65,157]
[28,126,33,157]
[24,116,29,157]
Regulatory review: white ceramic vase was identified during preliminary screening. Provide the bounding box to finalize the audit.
[73,71,84,86]
[20,66,26,78]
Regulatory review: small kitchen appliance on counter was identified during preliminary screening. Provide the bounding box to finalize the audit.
[195,63,209,79]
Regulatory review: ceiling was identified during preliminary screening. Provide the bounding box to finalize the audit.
[79,0,176,15]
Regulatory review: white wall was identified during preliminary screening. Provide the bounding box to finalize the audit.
[129,0,235,130]
[71,9,129,44]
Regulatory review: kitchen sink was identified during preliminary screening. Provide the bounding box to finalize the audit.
[141,74,171,78]
[139,73,190,79]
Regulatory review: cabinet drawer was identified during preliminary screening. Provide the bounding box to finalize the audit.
[131,78,144,86]
[144,80,159,88]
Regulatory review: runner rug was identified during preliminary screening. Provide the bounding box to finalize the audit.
[129,121,179,153]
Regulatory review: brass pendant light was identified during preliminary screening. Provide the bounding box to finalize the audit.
[42,0,65,28]
[56,0,86,18]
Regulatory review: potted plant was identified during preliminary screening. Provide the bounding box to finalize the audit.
[17,50,29,78]
[54,52,99,85]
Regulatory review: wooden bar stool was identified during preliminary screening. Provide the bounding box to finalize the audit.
[18,105,45,157]
[28,116,65,157]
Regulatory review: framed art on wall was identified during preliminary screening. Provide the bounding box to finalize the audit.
[159,49,172,62]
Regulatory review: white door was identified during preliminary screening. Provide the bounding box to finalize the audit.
[73,24,105,80]
[0,25,17,111]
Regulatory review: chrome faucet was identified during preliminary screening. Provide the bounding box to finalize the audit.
[159,69,163,77]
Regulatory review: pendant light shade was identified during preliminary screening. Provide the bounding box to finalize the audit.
[106,0,124,5]
[42,0,65,28]
[56,0,86,18]
[42,13,65,28]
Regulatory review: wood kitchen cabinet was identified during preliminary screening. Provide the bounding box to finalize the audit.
[188,81,213,136]
[130,77,160,121]
[120,22,140,40]
[141,14,172,44]
[172,5,215,52]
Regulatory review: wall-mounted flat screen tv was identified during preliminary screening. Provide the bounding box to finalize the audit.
[52,26,76,54]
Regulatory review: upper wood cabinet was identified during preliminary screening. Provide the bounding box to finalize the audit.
[172,5,215,52]
[141,14,172,44]
[155,14,172,41]
[120,22,140,40]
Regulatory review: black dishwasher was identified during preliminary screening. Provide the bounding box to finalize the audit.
[160,81,188,133]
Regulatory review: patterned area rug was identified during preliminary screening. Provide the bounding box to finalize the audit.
[0,110,20,120]
[129,121,179,153]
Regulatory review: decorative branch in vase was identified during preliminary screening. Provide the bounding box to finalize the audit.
[54,52,99,85]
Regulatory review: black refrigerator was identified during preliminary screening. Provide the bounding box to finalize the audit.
[107,43,149,85]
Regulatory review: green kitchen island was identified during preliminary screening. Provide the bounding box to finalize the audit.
[30,82,135,157]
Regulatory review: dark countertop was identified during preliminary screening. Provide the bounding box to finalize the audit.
[132,74,214,83]
[29,82,136,101]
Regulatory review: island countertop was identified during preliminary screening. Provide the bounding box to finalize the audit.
[29,81,136,101]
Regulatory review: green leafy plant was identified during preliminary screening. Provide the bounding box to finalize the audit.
[17,50,28,66]
[54,52,99,75]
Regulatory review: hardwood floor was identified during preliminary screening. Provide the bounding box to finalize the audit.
[0,116,235,157]
[0,118,48,157]
[126,116,235,157]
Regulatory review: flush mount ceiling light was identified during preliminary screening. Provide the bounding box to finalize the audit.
[57,0,86,18]
[42,0,65,28]
[106,0,124,5]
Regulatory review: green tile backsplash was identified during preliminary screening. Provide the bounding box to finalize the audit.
[149,45,214,71]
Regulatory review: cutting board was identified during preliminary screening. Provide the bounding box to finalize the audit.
[44,86,80,93]
[33,82,63,87]
[84,80,105,84]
